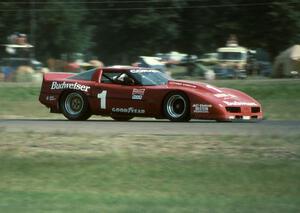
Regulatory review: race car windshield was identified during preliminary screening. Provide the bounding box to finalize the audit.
[130,69,171,86]
[68,68,97,81]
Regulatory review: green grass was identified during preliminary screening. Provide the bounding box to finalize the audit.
[1,79,300,120]
[0,83,61,118]
[0,132,299,212]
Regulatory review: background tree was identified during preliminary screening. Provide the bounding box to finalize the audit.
[1,0,300,64]
[237,0,300,58]
[0,1,31,43]
[87,0,183,65]
[35,0,94,61]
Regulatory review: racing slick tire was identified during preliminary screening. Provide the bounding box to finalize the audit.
[60,91,91,121]
[163,92,191,122]
[111,116,134,121]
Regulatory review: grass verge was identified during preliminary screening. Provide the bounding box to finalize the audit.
[0,132,299,212]
[0,83,61,118]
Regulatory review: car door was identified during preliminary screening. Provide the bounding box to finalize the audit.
[93,71,147,116]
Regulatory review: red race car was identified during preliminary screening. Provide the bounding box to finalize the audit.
[39,67,263,122]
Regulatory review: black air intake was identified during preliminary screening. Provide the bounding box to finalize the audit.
[226,107,241,113]
[251,107,260,113]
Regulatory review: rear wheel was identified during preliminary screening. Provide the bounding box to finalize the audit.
[163,92,190,122]
[60,91,91,120]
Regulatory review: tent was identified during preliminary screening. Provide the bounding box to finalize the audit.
[273,45,300,77]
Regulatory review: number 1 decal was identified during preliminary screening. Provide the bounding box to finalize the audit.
[97,90,107,109]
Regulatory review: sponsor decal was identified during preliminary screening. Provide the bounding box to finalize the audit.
[112,107,145,114]
[229,115,251,120]
[223,101,257,106]
[169,81,197,88]
[214,93,237,99]
[168,82,181,86]
[130,69,159,73]
[132,88,145,100]
[50,81,90,92]
[46,95,56,101]
[206,84,222,93]
[193,104,212,113]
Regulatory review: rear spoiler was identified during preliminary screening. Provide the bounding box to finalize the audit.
[43,72,74,81]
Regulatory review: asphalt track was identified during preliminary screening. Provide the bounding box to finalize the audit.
[0,118,299,136]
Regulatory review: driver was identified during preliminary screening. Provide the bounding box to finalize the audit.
[115,73,135,85]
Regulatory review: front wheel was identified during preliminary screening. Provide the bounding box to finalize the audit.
[60,91,91,121]
[163,92,190,122]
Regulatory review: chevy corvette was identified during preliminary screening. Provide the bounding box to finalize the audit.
[39,67,263,121]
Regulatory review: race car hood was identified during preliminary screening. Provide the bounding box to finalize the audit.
[167,80,260,107]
